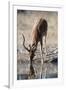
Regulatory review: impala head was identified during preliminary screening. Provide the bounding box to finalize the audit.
[22,34,36,60]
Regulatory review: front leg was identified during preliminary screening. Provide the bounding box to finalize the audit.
[40,38,47,79]
[45,36,47,56]
[40,40,44,78]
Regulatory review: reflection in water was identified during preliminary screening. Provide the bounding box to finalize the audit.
[17,58,58,80]
[17,46,58,80]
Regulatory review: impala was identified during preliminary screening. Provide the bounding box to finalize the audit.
[22,18,48,78]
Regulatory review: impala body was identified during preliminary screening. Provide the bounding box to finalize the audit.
[22,18,48,78]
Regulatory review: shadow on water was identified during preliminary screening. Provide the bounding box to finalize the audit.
[51,57,58,65]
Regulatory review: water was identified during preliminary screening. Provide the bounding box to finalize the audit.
[17,46,58,80]
[17,58,58,80]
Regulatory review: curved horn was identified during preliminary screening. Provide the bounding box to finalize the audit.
[22,34,30,52]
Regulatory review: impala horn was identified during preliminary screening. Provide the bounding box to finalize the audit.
[22,34,30,52]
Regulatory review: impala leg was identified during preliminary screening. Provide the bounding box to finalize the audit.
[44,36,47,78]
[40,40,43,79]
[45,36,47,56]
